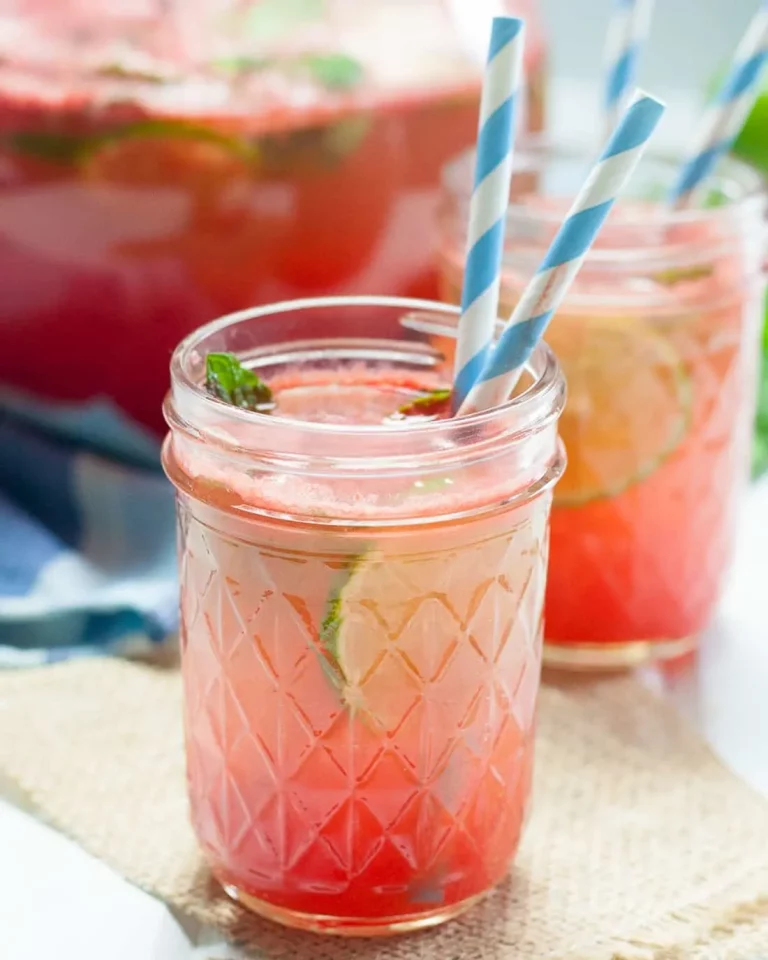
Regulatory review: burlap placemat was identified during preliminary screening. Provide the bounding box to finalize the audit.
[1,660,767,959]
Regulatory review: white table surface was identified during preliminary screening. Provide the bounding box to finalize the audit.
[2,80,767,959]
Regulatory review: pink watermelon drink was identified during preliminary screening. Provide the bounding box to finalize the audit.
[437,146,766,668]
[163,297,565,935]
[0,0,547,434]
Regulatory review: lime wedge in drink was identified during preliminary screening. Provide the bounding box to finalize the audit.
[547,317,693,506]
[319,554,365,693]
[319,551,387,716]
[319,549,446,730]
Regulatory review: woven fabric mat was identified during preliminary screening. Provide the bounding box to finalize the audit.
[1,660,768,959]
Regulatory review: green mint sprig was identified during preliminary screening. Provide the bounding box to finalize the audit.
[301,53,363,90]
[204,353,273,411]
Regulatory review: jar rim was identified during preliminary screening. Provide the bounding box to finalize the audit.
[167,296,565,462]
[439,139,767,311]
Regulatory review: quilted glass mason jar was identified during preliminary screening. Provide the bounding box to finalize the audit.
[162,296,565,935]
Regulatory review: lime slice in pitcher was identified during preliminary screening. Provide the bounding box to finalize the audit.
[547,317,693,506]
[79,121,255,200]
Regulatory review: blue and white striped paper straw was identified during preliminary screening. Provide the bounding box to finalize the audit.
[668,2,768,209]
[458,89,665,417]
[452,16,525,411]
[604,0,655,130]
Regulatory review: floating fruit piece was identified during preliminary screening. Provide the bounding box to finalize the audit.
[396,388,452,418]
[80,121,255,221]
[547,316,692,505]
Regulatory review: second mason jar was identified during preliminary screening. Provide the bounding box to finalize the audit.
[438,143,766,669]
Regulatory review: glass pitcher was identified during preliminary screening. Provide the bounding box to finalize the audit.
[0,0,547,433]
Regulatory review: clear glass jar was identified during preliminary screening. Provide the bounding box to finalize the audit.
[0,0,547,434]
[438,143,767,669]
[162,295,565,934]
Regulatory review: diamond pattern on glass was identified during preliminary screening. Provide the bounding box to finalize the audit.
[179,497,548,917]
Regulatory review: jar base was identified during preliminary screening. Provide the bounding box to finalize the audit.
[543,634,697,671]
[222,883,489,936]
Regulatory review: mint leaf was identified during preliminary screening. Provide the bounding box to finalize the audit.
[303,53,363,91]
[204,353,273,410]
[244,0,325,44]
[397,388,452,418]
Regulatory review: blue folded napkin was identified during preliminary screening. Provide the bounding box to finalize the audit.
[0,390,178,666]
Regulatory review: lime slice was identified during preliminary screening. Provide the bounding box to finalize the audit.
[79,121,255,187]
[547,317,693,506]
[319,549,436,729]
[319,552,370,699]
[395,388,452,419]
[7,120,253,173]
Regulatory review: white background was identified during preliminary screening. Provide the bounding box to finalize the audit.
[540,0,759,93]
